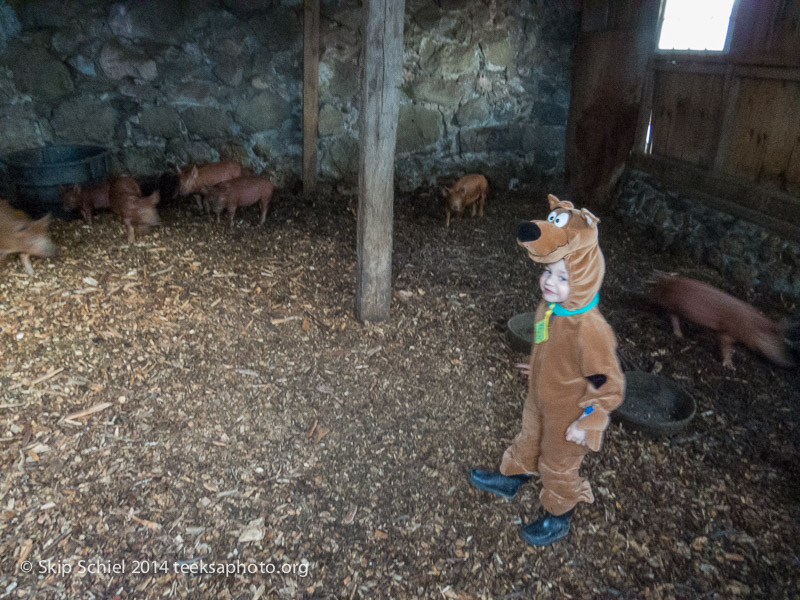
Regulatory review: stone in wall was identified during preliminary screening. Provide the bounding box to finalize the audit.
[0,0,579,189]
[0,101,50,152]
[2,45,73,100]
[100,41,157,82]
[396,105,443,153]
[51,96,118,143]
[614,170,800,299]
[234,92,292,133]
[409,77,464,110]
[455,96,490,127]
[480,29,520,72]
[0,1,20,53]
[318,104,343,137]
[419,39,479,77]
[181,106,232,139]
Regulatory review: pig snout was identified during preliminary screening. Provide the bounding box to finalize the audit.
[517,222,541,242]
[33,236,57,258]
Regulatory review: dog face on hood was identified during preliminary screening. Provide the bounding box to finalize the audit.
[517,194,605,310]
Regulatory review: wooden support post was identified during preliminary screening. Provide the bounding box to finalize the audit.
[355,0,405,322]
[303,0,320,193]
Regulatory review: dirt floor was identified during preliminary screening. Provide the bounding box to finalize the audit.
[1,184,799,600]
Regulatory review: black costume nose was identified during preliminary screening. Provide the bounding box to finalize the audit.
[517,221,541,243]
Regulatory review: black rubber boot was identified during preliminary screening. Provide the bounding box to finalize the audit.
[469,469,532,499]
[519,508,574,546]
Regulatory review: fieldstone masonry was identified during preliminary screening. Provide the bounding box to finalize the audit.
[613,170,800,300]
[0,0,578,192]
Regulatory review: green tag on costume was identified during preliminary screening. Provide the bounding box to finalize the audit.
[534,304,555,344]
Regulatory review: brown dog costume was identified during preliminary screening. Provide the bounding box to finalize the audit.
[501,195,625,516]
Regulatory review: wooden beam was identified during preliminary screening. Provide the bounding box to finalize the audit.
[355,0,405,322]
[303,0,320,193]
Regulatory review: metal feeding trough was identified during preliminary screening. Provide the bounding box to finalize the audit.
[1,144,109,219]
[507,313,696,436]
[614,371,696,437]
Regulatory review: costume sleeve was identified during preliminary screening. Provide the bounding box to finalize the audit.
[574,315,626,452]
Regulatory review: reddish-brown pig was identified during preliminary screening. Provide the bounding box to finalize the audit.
[650,274,793,369]
[0,200,57,275]
[205,175,274,228]
[178,161,244,210]
[61,182,110,224]
[109,176,160,243]
[442,174,489,228]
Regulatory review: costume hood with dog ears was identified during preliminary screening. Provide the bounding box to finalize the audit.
[517,194,605,311]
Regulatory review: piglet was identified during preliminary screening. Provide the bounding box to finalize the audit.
[178,161,244,211]
[442,174,489,228]
[205,175,274,228]
[0,200,57,275]
[109,176,160,243]
[61,182,110,224]
[650,274,793,369]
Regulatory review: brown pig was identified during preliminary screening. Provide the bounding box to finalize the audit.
[61,182,110,224]
[0,200,57,275]
[442,174,489,228]
[109,176,160,243]
[178,161,244,210]
[650,274,793,369]
[205,175,274,228]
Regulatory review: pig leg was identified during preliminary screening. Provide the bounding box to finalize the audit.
[479,192,486,217]
[720,334,735,369]
[228,206,237,228]
[125,223,136,243]
[471,202,477,218]
[20,254,34,275]
[82,207,92,224]
[258,197,268,226]
[445,208,451,228]
[194,194,203,211]
[670,314,683,338]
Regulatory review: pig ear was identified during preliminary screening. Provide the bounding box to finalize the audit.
[191,166,198,177]
[147,191,160,206]
[29,214,51,233]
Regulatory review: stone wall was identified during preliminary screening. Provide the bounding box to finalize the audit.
[613,170,800,300]
[0,0,579,193]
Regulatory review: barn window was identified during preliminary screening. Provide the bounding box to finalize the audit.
[657,0,738,51]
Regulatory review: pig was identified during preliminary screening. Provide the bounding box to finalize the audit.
[109,176,160,243]
[442,174,489,228]
[177,161,244,211]
[60,182,110,224]
[205,175,274,228]
[650,274,793,369]
[0,200,57,275]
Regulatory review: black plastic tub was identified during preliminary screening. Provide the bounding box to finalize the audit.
[1,145,109,219]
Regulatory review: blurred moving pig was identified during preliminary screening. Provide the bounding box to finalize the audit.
[61,182,110,224]
[206,175,274,228]
[109,176,160,243]
[441,174,489,228]
[177,161,244,211]
[0,200,57,275]
[650,274,793,369]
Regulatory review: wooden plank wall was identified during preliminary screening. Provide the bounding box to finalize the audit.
[650,71,725,168]
[723,78,800,187]
[639,0,800,206]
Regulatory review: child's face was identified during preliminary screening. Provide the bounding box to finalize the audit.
[539,259,570,303]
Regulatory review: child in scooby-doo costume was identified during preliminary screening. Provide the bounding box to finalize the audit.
[470,194,625,546]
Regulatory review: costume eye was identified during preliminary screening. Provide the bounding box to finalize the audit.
[547,211,558,223]
[553,213,569,228]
